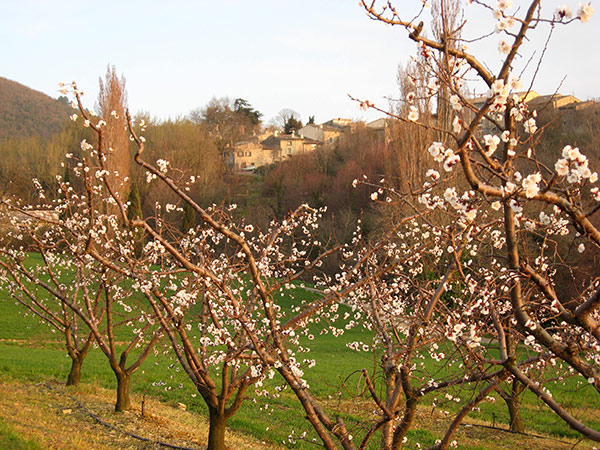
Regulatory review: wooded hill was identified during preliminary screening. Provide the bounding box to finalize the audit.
[0,77,71,139]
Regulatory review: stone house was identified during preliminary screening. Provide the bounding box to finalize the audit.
[261,133,320,159]
[233,137,275,171]
[230,117,353,172]
[469,91,540,136]
[526,94,580,112]
[299,121,346,144]
[231,132,321,171]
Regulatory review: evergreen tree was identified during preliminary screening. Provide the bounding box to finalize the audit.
[181,203,196,233]
[284,115,302,134]
[127,182,142,222]
[127,182,144,256]
[59,166,72,222]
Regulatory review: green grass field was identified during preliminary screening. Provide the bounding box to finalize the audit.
[0,257,599,449]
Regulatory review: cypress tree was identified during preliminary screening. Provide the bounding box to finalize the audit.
[181,203,196,233]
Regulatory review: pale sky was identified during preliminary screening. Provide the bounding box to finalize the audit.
[1,0,598,124]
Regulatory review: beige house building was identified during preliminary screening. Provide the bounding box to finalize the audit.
[232,132,321,171]
[526,94,580,111]
[467,91,540,135]
[299,123,344,143]
[233,138,275,171]
[261,133,320,159]
[230,118,353,171]
[366,117,392,142]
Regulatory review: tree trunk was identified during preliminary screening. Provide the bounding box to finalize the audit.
[498,378,526,433]
[66,355,83,386]
[380,364,396,450]
[207,407,228,450]
[381,421,393,450]
[504,393,525,433]
[391,396,418,449]
[114,371,131,412]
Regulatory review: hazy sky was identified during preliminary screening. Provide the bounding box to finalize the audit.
[2,0,598,124]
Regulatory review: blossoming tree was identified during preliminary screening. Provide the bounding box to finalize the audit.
[354,0,600,446]
[0,112,163,412]
[0,217,100,386]
[12,0,599,447]
[53,86,376,449]
[81,99,537,449]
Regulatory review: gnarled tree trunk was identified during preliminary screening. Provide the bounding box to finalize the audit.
[114,370,131,412]
[502,379,526,433]
[380,363,398,450]
[207,407,228,450]
[66,354,84,386]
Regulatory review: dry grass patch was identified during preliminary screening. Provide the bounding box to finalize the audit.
[0,378,282,450]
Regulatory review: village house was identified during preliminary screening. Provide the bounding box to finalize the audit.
[299,118,351,144]
[468,91,540,136]
[231,131,322,171]
[298,123,344,143]
[366,117,392,142]
[465,91,600,144]
[469,92,587,133]
[526,93,580,112]
[232,136,275,171]
[261,132,320,158]
[230,118,352,171]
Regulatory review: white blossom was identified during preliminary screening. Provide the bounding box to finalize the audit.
[498,40,511,54]
[449,95,462,111]
[428,142,445,162]
[408,105,419,122]
[426,169,440,180]
[578,2,594,22]
[555,5,573,19]
[555,158,570,176]
[524,117,537,134]
[484,134,500,156]
[156,159,170,174]
[522,172,542,198]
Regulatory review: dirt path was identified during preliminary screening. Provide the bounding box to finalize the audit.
[0,378,281,450]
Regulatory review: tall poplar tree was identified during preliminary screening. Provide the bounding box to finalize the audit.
[98,65,131,209]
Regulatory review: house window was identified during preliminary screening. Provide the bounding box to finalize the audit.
[245,151,251,156]
[237,151,244,157]
[286,147,293,155]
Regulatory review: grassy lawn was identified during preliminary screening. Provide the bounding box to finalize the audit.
[0,258,599,449]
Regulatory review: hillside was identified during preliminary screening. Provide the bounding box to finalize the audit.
[0,77,71,139]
